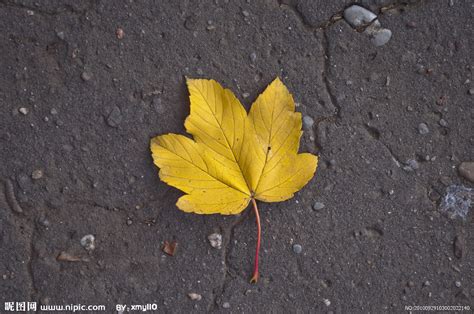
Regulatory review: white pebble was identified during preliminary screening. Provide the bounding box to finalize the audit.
[303,116,314,129]
[344,5,380,28]
[80,234,96,251]
[208,233,222,249]
[31,169,43,180]
[312,201,325,210]
[293,244,303,254]
[368,28,392,47]
[418,123,429,135]
[188,293,202,301]
[249,52,257,63]
[344,5,392,47]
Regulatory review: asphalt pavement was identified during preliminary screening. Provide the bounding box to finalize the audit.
[0,0,472,312]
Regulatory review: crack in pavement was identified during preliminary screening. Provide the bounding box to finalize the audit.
[207,210,250,312]
[279,1,427,154]
[278,1,346,153]
[278,0,426,31]
[307,30,343,153]
[359,125,403,167]
[27,228,38,301]
[322,30,342,121]
[277,0,344,31]
[1,178,38,302]
[3,178,24,214]
[378,0,426,15]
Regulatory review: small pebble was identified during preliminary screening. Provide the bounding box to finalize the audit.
[19,107,29,115]
[106,106,122,127]
[249,52,257,63]
[368,28,392,47]
[80,234,96,251]
[242,10,250,17]
[438,118,448,127]
[57,251,86,262]
[343,5,379,28]
[458,162,474,182]
[418,123,429,135]
[242,92,250,99]
[207,233,222,249]
[188,293,202,301]
[453,235,464,259]
[184,16,198,30]
[312,201,325,210]
[455,281,462,288]
[81,71,93,81]
[38,215,50,227]
[320,279,330,289]
[468,88,474,95]
[50,108,58,115]
[302,116,314,130]
[423,280,431,287]
[292,244,302,254]
[406,159,419,170]
[323,299,331,306]
[56,31,65,40]
[116,28,125,39]
[126,219,133,225]
[428,189,440,202]
[31,169,43,180]
[343,5,392,47]
[222,302,230,309]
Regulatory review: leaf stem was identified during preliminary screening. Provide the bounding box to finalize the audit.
[250,198,261,283]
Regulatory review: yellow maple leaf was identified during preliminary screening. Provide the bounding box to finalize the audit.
[150,77,318,282]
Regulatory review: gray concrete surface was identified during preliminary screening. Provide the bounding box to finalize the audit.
[0,0,473,312]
